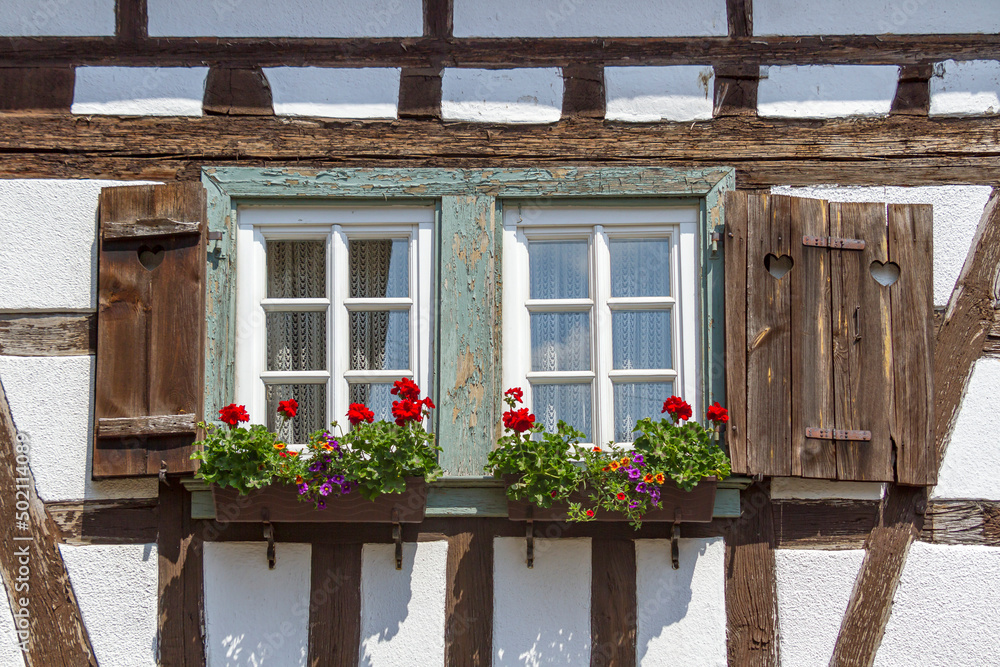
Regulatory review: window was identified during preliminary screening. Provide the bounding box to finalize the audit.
[235,205,434,442]
[502,205,700,446]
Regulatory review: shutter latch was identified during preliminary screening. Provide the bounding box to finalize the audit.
[805,427,872,441]
[802,235,866,250]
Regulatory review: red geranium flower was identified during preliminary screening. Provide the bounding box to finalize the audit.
[706,402,729,423]
[218,403,249,427]
[346,403,374,426]
[502,408,535,433]
[616,492,626,501]
[277,399,298,419]
[390,378,421,402]
[422,397,436,410]
[662,395,692,422]
[504,387,524,404]
[391,399,424,426]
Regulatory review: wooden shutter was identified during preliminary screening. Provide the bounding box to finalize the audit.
[725,193,935,485]
[93,183,207,478]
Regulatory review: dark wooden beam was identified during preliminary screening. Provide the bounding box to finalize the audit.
[47,498,157,544]
[772,499,879,550]
[157,482,206,665]
[830,485,925,667]
[726,0,753,37]
[308,543,362,667]
[921,500,1000,546]
[725,482,780,667]
[0,313,96,357]
[591,538,637,667]
[398,67,443,119]
[0,378,97,665]
[115,0,148,41]
[890,64,932,116]
[444,519,493,667]
[713,63,758,117]
[0,67,74,112]
[424,0,453,38]
[562,65,606,119]
[202,66,274,116]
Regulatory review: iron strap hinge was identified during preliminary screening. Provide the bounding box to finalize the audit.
[802,235,866,250]
[805,427,872,441]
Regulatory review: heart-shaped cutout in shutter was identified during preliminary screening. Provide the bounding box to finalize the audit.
[137,245,165,271]
[764,254,794,280]
[869,260,900,287]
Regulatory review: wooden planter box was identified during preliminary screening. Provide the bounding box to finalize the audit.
[210,477,427,523]
[504,476,717,523]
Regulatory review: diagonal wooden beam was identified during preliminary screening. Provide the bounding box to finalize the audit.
[0,377,97,666]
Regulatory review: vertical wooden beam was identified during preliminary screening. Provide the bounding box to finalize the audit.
[0,67,74,112]
[203,67,274,116]
[116,0,148,41]
[562,65,606,120]
[444,519,494,667]
[713,64,758,118]
[436,196,501,476]
[424,0,453,37]
[0,377,97,666]
[308,543,362,667]
[890,65,932,117]
[725,482,779,667]
[591,538,637,667]
[830,485,925,667]
[157,482,205,666]
[724,191,749,474]
[726,0,753,37]
[398,67,443,120]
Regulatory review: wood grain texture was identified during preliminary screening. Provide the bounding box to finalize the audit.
[725,482,780,667]
[0,378,97,666]
[713,65,758,118]
[562,65,606,119]
[102,218,201,239]
[726,0,753,37]
[0,67,74,112]
[397,67,443,119]
[591,538,636,667]
[308,542,362,667]
[0,312,96,356]
[47,497,158,544]
[830,484,924,667]
[444,519,493,667]
[724,191,749,474]
[116,0,147,41]
[772,499,879,550]
[203,66,274,116]
[890,65,932,117]
[424,0,453,37]
[888,204,935,485]
[157,481,205,666]
[97,414,197,437]
[921,500,1000,546]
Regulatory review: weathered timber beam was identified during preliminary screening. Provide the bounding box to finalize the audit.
[0,378,97,665]
[772,499,879,550]
[308,543,362,667]
[47,497,158,544]
[0,312,96,357]
[981,308,1000,355]
[157,482,206,665]
[921,499,1000,546]
[444,519,494,667]
[1,34,999,67]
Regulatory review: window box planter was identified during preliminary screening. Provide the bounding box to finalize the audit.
[210,477,428,523]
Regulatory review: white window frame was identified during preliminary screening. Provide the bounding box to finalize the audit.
[501,204,701,446]
[235,205,435,434]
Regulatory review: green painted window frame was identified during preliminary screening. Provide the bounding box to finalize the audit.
[201,166,734,482]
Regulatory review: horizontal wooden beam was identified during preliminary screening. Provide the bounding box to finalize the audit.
[1,34,998,68]
[921,499,1000,546]
[97,414,197,437]
[0,312,96,356]
[47,497,158,544]
[772,499,879,549]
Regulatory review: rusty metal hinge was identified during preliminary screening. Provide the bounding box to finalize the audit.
[805,427,872,441]
[803,236,866,250]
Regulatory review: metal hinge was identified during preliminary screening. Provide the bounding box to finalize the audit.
[803,236,866,250]
[805,427,872,441]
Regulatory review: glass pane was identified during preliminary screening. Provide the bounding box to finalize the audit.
[610,239,670,297]
[266,384,326,444]
[349,239,408,298]
[531,383,592,442]
[612,310,672,370]
[613,382,674,442]
[267,241,326,298]
[349,383,394,423]
[266,312,327,371]
[349,311,409,370]
[530,312,591,371]
[529,240,589,299]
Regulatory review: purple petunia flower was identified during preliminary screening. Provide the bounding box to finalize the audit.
[331,474,344,484]
[632,454,644,466]
[636,483,647,493]
[628,467,641,480]
[297,483,308,495]
[341,482,354,494]
[629,501,641,509]
[309,461,324,472]
[319,482,333,496]
[316,500,326,509]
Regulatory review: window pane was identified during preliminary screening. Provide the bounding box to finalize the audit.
[267,240,326,298]
[531,383,592,442]
[349,383,394,423]
[612,310,672,370]
[613,382,674,442]
[266,384,326,444]
[529,240,589,299]
[266,312,327,371]
[349,311,409,370]
[349,239,408,298]
[530,312,591,371]
[610,239,670,297]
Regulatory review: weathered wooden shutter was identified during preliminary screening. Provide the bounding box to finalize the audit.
[93,183,207,478]
[725,193,934,485]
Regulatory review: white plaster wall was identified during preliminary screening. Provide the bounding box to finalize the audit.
[60,544,158,667]
[636,538,726,667]
[0,581,26,667]
[875,542,1000,666]
[454,0,726,37]
[72,67,208,116]
[493,537,591,666]
[0,0,114,36]
[442,69,563,123]
[0,356,157,501]
[203,542,311,667]
[758,65,899,118]
[265,68,400,118]
[930,60,1000,116]
[770,185,994,307]
[0,179,157,312]
[149,0,421,37]
[359,541,447,666]
[934,357,1000,500]
[771,478,884,500]
[754,0,1000,35]
[605,66,714,122]
[775,549,864,667]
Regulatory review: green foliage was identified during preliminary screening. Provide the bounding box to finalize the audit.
[485,420,587,508]
[190,422,291,495]
[632,416,731,492]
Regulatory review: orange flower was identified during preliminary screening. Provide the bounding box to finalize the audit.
[609,461,620,471]
[602,466,611,472]
[643,473,654,483]
[655,473,665,484]
[295,476,304,484]
[274,443,286,450]
[322,444,334,451]
[288,450,299,457]
[620,457,630,466]
[592,446,601,452]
